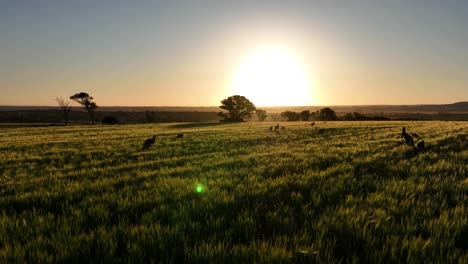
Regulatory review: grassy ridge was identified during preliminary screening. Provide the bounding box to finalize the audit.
[0,121,467,262]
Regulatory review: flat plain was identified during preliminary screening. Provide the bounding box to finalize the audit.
[0,121,467,262]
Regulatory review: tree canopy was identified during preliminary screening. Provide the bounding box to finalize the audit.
[299,110,311,121]
[316,107,337,121]
[70,92,98,124]
[281,111,300,121]
[218,95,256,122]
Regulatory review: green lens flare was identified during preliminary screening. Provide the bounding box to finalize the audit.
[196,185,203,193]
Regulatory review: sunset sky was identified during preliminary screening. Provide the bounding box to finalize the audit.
[1,1,468,106]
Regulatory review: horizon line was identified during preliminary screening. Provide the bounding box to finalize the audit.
[0,101,466,108]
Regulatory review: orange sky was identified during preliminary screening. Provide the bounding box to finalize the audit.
[1,1,467,106]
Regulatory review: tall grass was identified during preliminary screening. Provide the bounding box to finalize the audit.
[0,121,467,262]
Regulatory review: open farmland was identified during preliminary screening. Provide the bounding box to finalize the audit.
[0,121,467,262]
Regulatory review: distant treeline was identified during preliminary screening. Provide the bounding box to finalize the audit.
[0,109,467,124]
[278,109,468,121]
[0,110,220,124]
[342,112,389,121]
[279,109,390,121]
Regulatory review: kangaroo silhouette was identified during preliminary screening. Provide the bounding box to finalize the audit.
[401,127,414,147]
[142,135,156,150]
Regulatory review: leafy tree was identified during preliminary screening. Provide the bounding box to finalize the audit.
[281,111,300,121]
[343,113,354,121]
[218,95,256,122]
[70,92,98,125]
[256,109,267,121]
[299,110,311,121]
[353,112,363,120]
[317,107,337,121]
[310,111,318,121]
[55,97,72,124]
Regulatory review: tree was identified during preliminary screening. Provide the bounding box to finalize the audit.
[317,107,337,121]
[281,111,300,121]
[310,111,318,121]
[353,112,363,120]
[299,110,311,121]
[256,109,267,121]
[343,112,354,121]
[218,95,256,122]
[270,113,282,122]
[70,92,98,125]
[55,97,72,124]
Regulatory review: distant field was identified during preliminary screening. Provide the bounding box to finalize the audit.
[0,121,467,262]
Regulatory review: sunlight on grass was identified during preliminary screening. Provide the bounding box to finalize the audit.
[0,121,466,262]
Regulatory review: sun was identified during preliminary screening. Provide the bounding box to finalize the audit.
[230,47,313,106]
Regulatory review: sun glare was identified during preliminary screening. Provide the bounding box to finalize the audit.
[230,47,313,106]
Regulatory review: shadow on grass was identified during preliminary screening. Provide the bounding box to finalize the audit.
[167,122,231,129]
[431,134,467,153]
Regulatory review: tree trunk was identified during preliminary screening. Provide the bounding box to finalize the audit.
[86,106,95,125]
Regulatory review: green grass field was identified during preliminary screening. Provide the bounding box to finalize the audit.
[0,121,467,262]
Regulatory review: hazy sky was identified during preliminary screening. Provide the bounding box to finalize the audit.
[1,0,468,106]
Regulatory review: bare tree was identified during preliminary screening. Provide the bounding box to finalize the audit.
[55,97,72,125]
[270,113,282,122]
[70,92,98,125]
[256,109,267,121]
